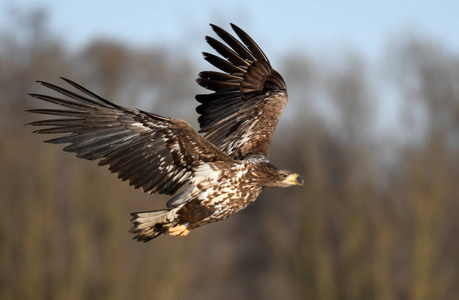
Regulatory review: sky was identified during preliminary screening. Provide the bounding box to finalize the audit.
[1,0,458,62]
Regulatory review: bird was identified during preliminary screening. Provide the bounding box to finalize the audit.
[28,23,304,242]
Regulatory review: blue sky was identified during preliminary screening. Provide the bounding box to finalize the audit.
[1,0,458,62]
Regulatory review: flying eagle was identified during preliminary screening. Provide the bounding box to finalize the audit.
[28,24,304,242]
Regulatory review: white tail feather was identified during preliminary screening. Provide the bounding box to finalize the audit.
[130,208,179,242]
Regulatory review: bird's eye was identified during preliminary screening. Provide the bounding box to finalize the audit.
[282,173,288,178]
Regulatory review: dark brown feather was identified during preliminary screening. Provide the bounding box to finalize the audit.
[202,52,245,74]
[28,78,231,195]
[196,24,288,160]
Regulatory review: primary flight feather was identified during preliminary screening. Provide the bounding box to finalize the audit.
[28,23,303,242]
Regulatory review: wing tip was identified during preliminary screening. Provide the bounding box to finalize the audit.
[229,23,239,31]
[59,77,75,86]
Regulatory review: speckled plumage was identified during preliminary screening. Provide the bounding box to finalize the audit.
[28,24,303,242]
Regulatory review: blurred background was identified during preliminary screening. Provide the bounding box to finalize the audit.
[1,1,458,299]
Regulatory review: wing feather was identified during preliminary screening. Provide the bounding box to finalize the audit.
[210,24,256,61]
[196,24,288,160]
[28,78,231,196]
[202,52,246,74]
[205,36,250,67]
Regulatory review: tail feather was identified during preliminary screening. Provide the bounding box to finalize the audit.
[129,209,178,242]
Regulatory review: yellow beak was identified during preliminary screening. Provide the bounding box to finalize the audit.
[283,173,304,186]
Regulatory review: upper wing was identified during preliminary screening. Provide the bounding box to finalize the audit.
[196,24,288,160]
[28,78,231,196]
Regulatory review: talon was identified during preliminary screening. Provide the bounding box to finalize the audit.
[168,224,190,237]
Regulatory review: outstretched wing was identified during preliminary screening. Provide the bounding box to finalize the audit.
[196,24,288,160]
[28,78,231,196]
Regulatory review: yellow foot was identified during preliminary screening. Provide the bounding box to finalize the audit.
[168,224,190,237]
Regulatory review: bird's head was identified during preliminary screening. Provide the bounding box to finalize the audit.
[276,170,304,188]
[252,162,304,188]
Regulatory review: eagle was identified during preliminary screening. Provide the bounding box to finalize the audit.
[28,24,304,242]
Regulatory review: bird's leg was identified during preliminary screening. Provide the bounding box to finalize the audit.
[168,223,190,237]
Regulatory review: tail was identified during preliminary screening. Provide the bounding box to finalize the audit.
[129,208,178,242]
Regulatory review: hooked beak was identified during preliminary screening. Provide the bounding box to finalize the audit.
[283,173,304,187]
